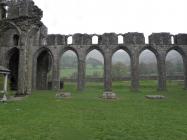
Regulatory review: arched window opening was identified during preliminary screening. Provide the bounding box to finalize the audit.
[112,50,131,78]
[8,48,19,90]
[171,36,174,44]
[67,36,72,44]
[86,49,104,88]
[36,50,52,90]
[13,35,19,46]
[166,50,184,86]
[118,35,124,44]
[145,34,149,44]
[5,6,8,19]
[112,49,131,87]
[1,5,8,19]
[139,49,157,88]
[60,50,78,89]
[92,36,98,44]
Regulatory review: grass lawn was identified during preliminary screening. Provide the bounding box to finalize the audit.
[60,66,103,79]
[0,81,187,140]
[60,69,77,78]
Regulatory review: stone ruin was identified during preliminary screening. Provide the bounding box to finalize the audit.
[0,0,187,95]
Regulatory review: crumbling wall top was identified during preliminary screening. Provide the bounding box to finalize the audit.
[149,32,172,45]
[99,33,118,45]
[72,33,92,45]
[47,34,66,46]
[174,34,187,45]
[5,0,43,20]
[123,32,145,45]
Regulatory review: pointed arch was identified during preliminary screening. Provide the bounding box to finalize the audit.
[111,45,132,59]
[32,47,54,90]
[166,48,184,85]
[60,50,78,86]
[86,46,105,58]
[86,49,104,86]
[7,47,20,90]
[139,47,158,89]
[112,49,131,84]
[139,46,159,60]
[0,21,21,34]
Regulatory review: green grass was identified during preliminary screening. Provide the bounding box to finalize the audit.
[0,81,187,140]
[60,69,77,78]
[61,66,104,78]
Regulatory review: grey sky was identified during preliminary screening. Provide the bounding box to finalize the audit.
[34,0,187,43]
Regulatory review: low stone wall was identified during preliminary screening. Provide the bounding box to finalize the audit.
[60,75,184,82]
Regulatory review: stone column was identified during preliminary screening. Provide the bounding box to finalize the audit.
[157,53,167,91]
[25,36,33,95]
[52,53,60,91]
[17,47,26,95]
[4,74,8,93]
[32,53,37,90]
[77,54,86,91]
[184,57,187,89]
[131,49,139,91]
[1,73,8,101]
[0,48,2,66]
[104,52,112,91]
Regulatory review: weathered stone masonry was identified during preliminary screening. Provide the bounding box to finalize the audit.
[0,0,187,95]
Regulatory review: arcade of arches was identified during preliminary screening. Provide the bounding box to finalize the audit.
[0,0,187,95]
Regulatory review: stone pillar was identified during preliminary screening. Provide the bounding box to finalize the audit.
[104,52,112,91]
[4,74,8,93]
[32,54,37,90]
[25,37,33,94]
[157,53,167,91]
[184,57,187,89]
[131,50,139,91]
[77,55,86,91]
[17,48,26,95]
[52,54,60,91]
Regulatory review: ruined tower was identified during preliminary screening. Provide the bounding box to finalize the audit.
[0,0,47,95]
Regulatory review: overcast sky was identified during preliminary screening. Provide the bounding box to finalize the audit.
[34,0,187,42]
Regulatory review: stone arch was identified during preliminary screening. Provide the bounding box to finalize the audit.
[112,46,132,59]
[86,46,105,58]
[166,47,185,87]
[139,46,160,89]
[61,47,79,60]
[7,47,20,90]
[0,21,21,47]
[112,49,131,82]
[33,47,54,90]
[86,48,104,87]
[166,46,185,59]
[139,46,159,60]
[139,49,158,87]
[60,47,79,89]
[0,21,21,34]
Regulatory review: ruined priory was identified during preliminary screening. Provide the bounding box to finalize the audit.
[0,0,187,95]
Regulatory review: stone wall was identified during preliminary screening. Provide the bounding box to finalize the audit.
[0,0,187,95]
